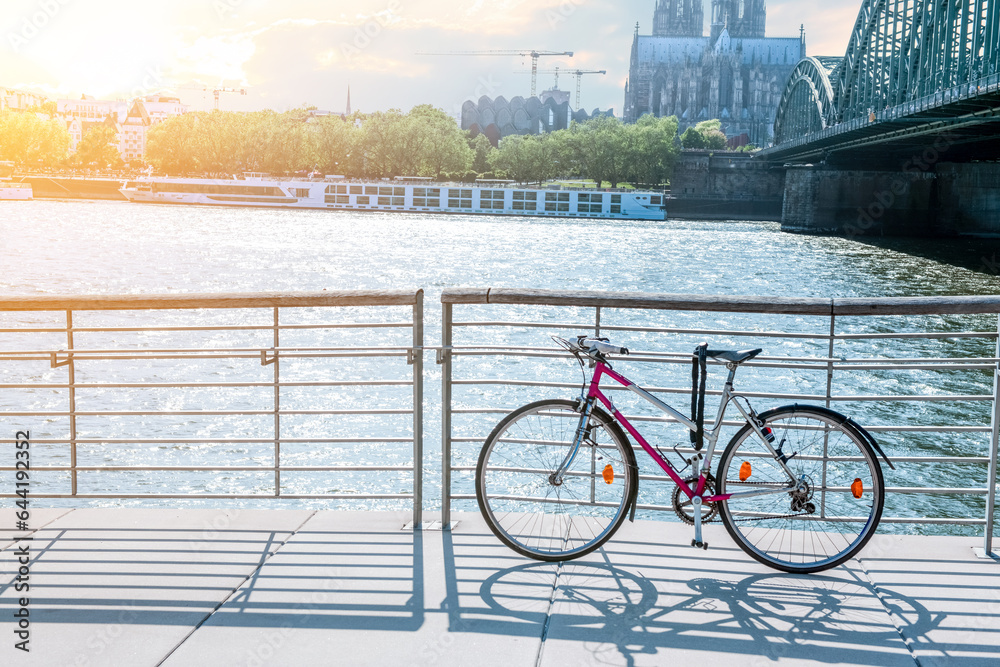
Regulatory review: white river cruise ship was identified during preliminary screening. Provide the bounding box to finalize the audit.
[120,174,667,220]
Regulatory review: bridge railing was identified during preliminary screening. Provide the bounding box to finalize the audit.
[770,70,1000,155]
[439,289,1000,555]
[0,291,425,523]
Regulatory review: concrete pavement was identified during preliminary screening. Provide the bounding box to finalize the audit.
[0,509,997,666]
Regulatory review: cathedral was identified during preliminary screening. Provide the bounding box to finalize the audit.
[624,0,804,146]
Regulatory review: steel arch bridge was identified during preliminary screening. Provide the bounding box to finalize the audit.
[767,0,1000,163]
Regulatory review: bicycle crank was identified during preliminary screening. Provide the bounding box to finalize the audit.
[673,474,719,525]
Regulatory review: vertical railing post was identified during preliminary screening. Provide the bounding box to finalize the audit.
[821,310,836,518]
[273,307,281,497]
[595,306,602,338]
[66,310,77,496]
[441,301,453,527]
[412,290,424,526]
[986,313,999,555]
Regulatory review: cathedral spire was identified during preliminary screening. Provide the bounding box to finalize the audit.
[712,0,766,41]
[652,0,703,38]
[345,85,351,116]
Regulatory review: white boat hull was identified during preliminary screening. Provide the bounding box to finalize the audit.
[0,183,32,200]
[120,177,667,221]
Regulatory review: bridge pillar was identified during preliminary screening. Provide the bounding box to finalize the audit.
[935,163,1000,236]
[781,166,937,237]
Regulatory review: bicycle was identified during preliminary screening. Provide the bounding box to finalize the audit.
[475,336,895,573]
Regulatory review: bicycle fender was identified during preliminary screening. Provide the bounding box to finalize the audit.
[765,404,896,471]
[590,405,642,522]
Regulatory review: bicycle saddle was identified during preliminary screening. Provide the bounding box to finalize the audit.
[705,348,762,364]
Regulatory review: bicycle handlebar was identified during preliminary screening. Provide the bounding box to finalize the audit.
[574,336,629,357]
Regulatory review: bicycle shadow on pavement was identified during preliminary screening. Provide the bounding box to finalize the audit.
[442,522,956,666]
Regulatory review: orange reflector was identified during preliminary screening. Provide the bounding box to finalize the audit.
[603,464,615,484]
[739,461,752,482]
[851,478,864,499]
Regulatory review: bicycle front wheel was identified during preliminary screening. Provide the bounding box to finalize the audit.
[476,399,637,562]
[717,406,884,573]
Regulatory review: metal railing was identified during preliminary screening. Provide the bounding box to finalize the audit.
[439,289,1000,554]
[0,291,424,523]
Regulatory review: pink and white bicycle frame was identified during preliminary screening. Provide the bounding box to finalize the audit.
[555,359,802,545]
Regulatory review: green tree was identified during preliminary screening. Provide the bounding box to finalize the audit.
[680,126,706,149]
[146,112,205,174]
[77,125,122,169]
[565,115,631,187]
[311,115,359,176]
[627,114,680,186]
[0,111,70,168]
[408,105,473,177]
[468,132,494,173]
[487,134,554,185]
[682,119,729,150]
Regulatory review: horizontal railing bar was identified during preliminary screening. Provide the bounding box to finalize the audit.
[0,494,415,499]
[834,332,998,340]
[450,379,992,401]
[0,352,410,362]
[0,381,413,389]
[450,321,998,341]
[0,345,415,354]
[450,451,990,463]
[442,288,835,313]
[444,494,989,525]
[0,465,414,472]
[0,438,413,444]
[0,323,413,334]
[447,410,991,432]
[0,290,423,311]
[448,345,1000,366]
[451,321,832,339]
[447,350,995,371]
[442,288,1000,316]
[0,410,412,417]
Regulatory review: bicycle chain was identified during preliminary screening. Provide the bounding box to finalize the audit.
[706,480,811,524]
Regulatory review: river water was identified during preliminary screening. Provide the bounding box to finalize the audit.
[2,200,999,535]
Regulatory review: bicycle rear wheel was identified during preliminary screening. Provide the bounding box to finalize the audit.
[717,406,884,573]
[476,399,637,561]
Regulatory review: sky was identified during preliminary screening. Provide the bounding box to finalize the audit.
[1,0,863,117]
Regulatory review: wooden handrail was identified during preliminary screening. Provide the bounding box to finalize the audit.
[442,289,1000,316]
[0,290,423,311]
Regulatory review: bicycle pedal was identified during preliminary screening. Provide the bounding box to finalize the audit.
[690,539,709,550]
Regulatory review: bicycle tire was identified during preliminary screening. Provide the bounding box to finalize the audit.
[476,399,637,561]
[717,405,885,574]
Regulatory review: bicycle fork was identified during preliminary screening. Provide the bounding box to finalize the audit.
[550,397,595,486]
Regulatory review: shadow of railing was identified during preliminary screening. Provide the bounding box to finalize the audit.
[436,525,970,666]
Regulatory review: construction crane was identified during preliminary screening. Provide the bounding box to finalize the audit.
[212,87,247,111]
[521,69,607,108]
[417,50,574,96]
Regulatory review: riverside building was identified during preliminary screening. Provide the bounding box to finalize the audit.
[623,0,804,146]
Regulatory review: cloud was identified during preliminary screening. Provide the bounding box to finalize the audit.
[1,0,866,114]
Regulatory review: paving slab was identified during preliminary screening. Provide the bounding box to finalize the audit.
[0,508,314,667]
[858,533,1000,667]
